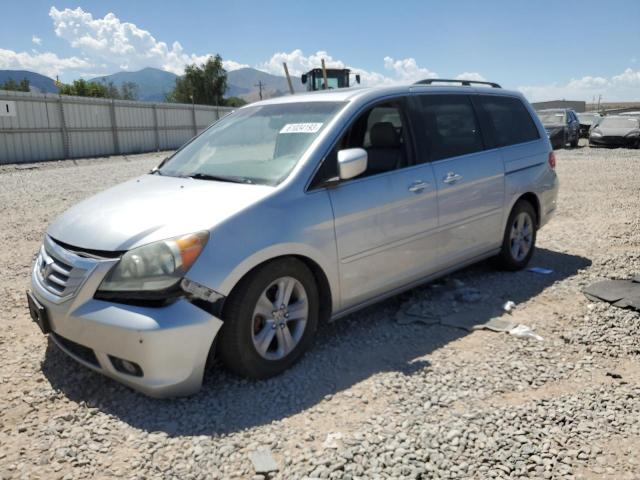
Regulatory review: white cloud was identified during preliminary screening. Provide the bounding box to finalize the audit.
[0,47,91,78]
[518,68,640,102]
[49,7,231,75]
[258,49,437,86]
[455,72,487,82]
[31,36,42,46]
[222,59,249,72]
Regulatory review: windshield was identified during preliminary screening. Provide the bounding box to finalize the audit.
[538,111,565,125]
[599,116,640,129]
[159,101,345,185]
[577,113,598,124]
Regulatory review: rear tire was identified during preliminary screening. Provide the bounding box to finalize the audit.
[217,258,319,379]
[494,200,537,271]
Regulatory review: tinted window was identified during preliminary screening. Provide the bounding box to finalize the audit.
[480,96,540,147]
[411,95,484,161]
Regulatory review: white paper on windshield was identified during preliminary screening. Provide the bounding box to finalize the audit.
[280,123,323,134]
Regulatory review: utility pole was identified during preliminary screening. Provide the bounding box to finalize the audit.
[255,81,264,100]
[282,62,295,95]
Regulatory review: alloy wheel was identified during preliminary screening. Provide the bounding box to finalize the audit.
[251,276,309,360]
[509,212,533,262]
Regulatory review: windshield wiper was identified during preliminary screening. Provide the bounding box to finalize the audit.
[188,173,254,184]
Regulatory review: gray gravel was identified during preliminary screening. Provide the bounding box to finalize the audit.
[1,143,639,479]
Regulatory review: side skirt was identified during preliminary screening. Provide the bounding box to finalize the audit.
[329,248,501,322]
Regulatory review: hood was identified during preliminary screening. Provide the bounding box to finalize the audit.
[593,125,637,137]
[47,174,274,251]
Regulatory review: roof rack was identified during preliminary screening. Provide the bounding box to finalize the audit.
[414,78,502,88]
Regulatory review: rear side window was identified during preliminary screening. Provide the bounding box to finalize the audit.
[479,96,539,147]
[410,94,484,161]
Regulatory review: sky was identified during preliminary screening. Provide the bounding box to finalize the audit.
[1,0,639,102]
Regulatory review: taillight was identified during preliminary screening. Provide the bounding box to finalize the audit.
[548,151,556,170]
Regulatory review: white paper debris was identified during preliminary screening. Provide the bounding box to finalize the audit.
[248,450,279,473]
[503,300,516,314]
[323,432,343,449]
[279,122,323,134]
[509,324,544,341]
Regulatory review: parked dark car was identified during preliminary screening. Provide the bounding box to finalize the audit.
[589,116,640,148]
[576,112,602,138]
[537,109,580,149]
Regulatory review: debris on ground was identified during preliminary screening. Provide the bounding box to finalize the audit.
[248,450,279,474]
[583,277,640,310]
[508,324,544,341]
[503,300,517,314]
[529,267,554,275]
[322,432,343,449]
[606,372,623,380]
[472,317,518,333]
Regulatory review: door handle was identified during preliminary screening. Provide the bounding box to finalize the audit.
[443,172,463,184]
[408,181,429,193]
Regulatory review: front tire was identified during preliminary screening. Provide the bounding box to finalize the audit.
[570,132,579,147]
[217,258,319,379]
[494,200,537,271]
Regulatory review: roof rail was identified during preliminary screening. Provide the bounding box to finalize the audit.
[414,78,502,88]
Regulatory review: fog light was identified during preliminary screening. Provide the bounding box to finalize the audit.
[109,355,143,377]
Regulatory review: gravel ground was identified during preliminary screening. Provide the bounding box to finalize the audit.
[1,143,639,480]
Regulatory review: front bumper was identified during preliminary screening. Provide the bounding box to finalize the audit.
[589,135,639,148]
[30,237,223,398]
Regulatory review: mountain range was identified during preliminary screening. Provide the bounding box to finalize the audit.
[0,67,304,102]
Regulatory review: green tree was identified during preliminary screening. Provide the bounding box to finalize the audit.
[59,79,110,98]
[0,78,30,92]
[168,55,227,106]
[59,79,139,100]
[120,81,139,101]
[224,96,247,107]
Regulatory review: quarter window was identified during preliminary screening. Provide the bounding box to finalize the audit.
[480,96,540,147]
[410,95,484,161]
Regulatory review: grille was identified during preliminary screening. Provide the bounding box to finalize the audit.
[35,236,94,299]
[38,247,73,294]
[52,332,100,367]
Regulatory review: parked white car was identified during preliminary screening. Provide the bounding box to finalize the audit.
[28,79,559,397]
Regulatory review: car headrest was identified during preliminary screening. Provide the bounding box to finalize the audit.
[370,122,400,148]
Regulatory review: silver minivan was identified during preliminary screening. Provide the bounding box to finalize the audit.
[28,80,558,397]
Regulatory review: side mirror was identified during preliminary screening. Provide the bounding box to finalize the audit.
[337,148,367,180]
[301,74,307,84]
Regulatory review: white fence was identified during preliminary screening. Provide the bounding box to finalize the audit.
[0,90,234,164]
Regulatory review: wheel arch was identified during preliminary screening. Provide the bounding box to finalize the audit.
[514,192,541,227]
[221,254,334,324]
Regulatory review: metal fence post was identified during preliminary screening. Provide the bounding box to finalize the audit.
[109,99,120,155]
[152,104,160,151]
[191,103,197,136]
[58,96,70,159]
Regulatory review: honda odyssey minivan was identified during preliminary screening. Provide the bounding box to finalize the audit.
[28,79,558,397]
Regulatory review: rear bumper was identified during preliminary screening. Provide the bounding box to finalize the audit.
[30,248,223,398]
[537,169,559,230]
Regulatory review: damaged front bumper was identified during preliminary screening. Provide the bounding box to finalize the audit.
[29,237,223,398]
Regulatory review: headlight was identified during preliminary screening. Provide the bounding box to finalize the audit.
[590,130,602,137]
[625,131,640,137]
[98,231,209,293]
